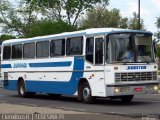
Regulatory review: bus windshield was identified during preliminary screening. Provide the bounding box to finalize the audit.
[107,33,154,63]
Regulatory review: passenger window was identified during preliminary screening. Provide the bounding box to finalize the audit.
[12,44,22,59]
[50,39,65,57]
[3,46,11,60]
[36,41,49,58]
[66,37,83,55]
[95,38,103,64]
[23,43,35,58]
[86,38,94,63]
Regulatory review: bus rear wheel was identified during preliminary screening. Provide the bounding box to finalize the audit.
[120,95,134,103]
[81,82,94,104]
[18,81,36,97]
[18,81,27,97]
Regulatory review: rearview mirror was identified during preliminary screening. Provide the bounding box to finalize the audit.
[153,40,157,54]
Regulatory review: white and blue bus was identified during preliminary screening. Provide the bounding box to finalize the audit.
[1,28,159,103]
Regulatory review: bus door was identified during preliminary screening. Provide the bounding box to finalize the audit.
[94,36,106,95]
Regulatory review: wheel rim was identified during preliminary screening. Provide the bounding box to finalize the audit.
[83,86,90,100]
[20,84,25,95]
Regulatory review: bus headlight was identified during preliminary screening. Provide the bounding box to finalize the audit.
[145,85,159,93]
[154,86,158,91]
[114,88,120,93]
[114,87,130,94]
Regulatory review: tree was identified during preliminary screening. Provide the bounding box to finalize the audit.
[26,0,109,28]
[119,17,128,29]
[0,34,16,45]
[80,8,145,30]
[128,12,145,30]
[27,20,76,38]
[0,34,16,40]
[79,6,128,29]
[155,17,160,29]
[154,16,160,41]
[0,0,40,37]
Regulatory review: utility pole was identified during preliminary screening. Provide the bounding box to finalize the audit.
[138,0,141,30]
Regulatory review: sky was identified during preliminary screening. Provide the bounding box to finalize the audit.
[109,0,160,33]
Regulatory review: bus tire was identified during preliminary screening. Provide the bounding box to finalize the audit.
[18,81,27,97]
[81,82,94,104]
[120,95,134,103]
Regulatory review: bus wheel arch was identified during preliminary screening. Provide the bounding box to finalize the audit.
[78,78,94,104]
[17,77,24,88]
[17,78,35,97]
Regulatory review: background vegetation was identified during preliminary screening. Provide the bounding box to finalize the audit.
[0,0,159,52]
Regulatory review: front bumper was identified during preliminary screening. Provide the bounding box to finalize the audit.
[106,82,159,96]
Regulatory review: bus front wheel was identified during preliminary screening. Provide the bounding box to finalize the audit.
[81,82,94,104]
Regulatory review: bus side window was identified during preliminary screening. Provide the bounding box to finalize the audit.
[12,44,22,59]
[66,37,83,55]
[36,41,49,58]
[86,37,94,64]
[23,43,35,58]
[95,38,103,64]
[50,39,65,57]
[3,46,11,60]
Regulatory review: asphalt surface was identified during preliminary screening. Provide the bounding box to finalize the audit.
[0,88,160,117]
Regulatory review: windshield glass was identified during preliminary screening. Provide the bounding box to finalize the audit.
[107,33,154,63]
[135,34,153,62]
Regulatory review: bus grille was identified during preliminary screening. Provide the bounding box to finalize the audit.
[115,72,157,82]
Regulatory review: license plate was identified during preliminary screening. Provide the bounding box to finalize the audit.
[134,87,143,92]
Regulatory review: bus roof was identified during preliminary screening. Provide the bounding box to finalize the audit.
[2,28,152,45]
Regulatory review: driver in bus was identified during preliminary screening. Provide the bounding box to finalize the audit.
[127,46,134,62]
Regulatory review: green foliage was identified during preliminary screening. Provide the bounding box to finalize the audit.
[0,0,148,38]
[128,12,145,30]
[154,16,160,42]
[0,0,109,37]
[26,0,109,26]
[156,44,160,58]
[155,16,160,29]
[119,17,128,29]
[26,20,77,38]
[0,0,41,37]
[80,8,144,30]
[80,7,123,28]
[0,34,16,40]
[154,32,160,41]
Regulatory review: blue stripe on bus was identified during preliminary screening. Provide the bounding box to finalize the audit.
[1,61,72,69]
[1,64,12,68]
[3,56,85,95]
[29,61,72,67]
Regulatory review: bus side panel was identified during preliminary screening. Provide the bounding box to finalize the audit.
[83,62,106,97]
[2,56,85,95]
[3,79,17,90]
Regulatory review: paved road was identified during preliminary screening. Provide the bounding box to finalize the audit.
[0,88,160,117]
